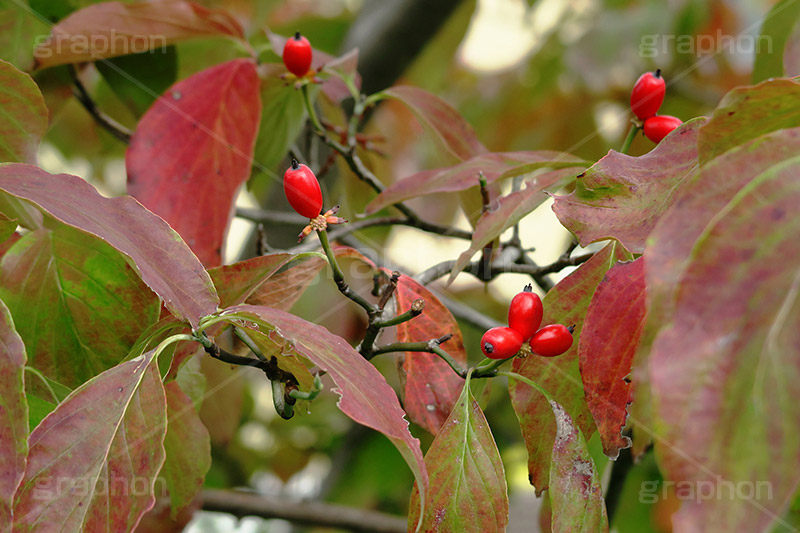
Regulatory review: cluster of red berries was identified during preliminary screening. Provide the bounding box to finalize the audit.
[630,69,682,144]
[480,285,574,360]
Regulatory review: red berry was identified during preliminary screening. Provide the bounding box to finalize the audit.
[643,115,683,144]
[630,69,665,120]
[508,284,543,342]
[283,159,322,219]
[481,327,523,360]
[529,324,573,357]
[282,32,312,77]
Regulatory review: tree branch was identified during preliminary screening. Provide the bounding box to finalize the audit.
[201,489,407,533]
[68,66,132,144]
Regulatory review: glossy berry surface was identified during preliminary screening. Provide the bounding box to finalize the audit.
[508,284,543,342]
[282,32,312,77]
[481,327,523,360]
[283,159,322,219]
[630,70,665,120]
[643,115,682,144]
[529,324,573,357]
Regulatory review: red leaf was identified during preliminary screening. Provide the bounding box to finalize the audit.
[365,151,586,215]
[383,86,487,162]
[0,60,47,164]
[509,242,627,494]
[579,257,644,459]
[552,119,705,254]
[33,0,244,69]
[127,59,261,267]
[0,165,218,328]
[548,399,609,532]
[408,378,508,531]
[0,300,26,526]
[221,305,428,504]
[13,351,167,531]
[646,140,800,530]
[393,274,466,435]
[162,381,210,518]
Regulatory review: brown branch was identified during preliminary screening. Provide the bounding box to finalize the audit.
[68,66,132,144]
[201,489,407,533]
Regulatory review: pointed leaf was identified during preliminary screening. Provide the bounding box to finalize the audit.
[548,399,609,532]
[0,225,160,388]
[127,59,261,267]
[509,242,627,493]
[698,78,800,164]
[649,155,800,532]
[383,86,487,162]
[245,255,327,311]
[0,60,48,164]
[221,304,428,506]
[365,151,587,214]
[393,274,466,435]
[579,257,644,459]
[162,380,210,518]
[552,119,704,254]
[407,378,508,532]
[33,0,244,69]
[632,128,800,453]
[208,253,298,307]
[752,0,800,83]
[449,168,579,282]
[0,164,219,327]
[0,299,27,526]
[13,351,167,531]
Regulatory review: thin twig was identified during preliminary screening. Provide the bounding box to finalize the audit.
[200,489,407,533]
[68,65,132,144]
[370,334,465,378]
[317,229,380,318]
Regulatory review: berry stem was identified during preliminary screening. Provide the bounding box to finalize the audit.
[302,84,324,134]
[317,228,380,319]
[472,356,514,378]
[620,123,641,155]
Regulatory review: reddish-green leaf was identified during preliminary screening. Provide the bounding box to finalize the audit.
[208,253,299,307]
[632,128,800,454]
[449,168,580,282]
[365,151,587,215]
[221,305,428,506]
[0,225,160,388]
[0,60,47,164]
[579,257,644,459]
[33,0,244,69]
[548,399,609,532]
[127,59,261,267]
[407,378,508,532]
[698,78,800,164]
[162,380,210,518]
[394,274,465,435]
[245,255,327,311]
[509,242,626,493]
[752,0,800,83]
[383,86,487,162]
[649,155,800,531]
[0,299,26,526]
[0,232,21,262]
[13,350,167,531]
[552,119,705,254]
[0,164,219,327]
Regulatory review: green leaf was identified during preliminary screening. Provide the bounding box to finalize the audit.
[698,78,800,164]
[162,380,210,518]
[408,377,508,532]
[509,242,629,494]
[0,164,220,327]
[0,298,27,525]
[0,224,160,388]
[553,119,704,254]
[648,154,800,531]
[0,2,50,71]
[96,46,178,117]
[752,0,800,83]
[13,350,167,531]
[25,393,55,432]
[0,59,48,164]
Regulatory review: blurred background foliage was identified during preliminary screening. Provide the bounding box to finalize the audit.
[0,0,786,531]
